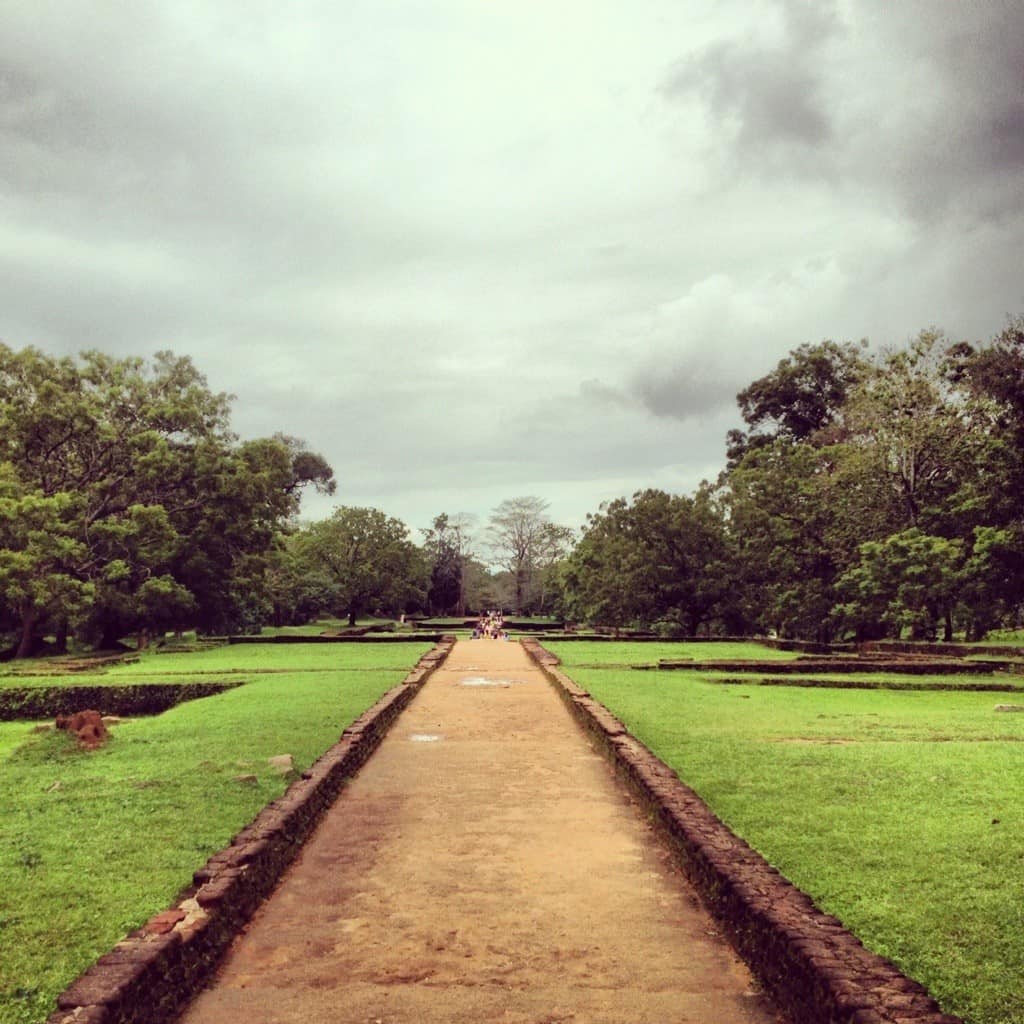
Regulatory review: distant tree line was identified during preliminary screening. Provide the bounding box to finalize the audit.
[6,320,1022,655]
[266,497,573,628]
[0,342,570,657]
[561,319,1024,641]
[274,320,1024,642]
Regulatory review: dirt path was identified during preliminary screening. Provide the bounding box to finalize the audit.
[180,639,783,1024]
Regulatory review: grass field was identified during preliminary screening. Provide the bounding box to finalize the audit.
[0,642,426,690]
[976,628,1024,645]
[0,640,433,1024]
[543,641,1024,1024]
[257,616,402,636]
[548,640,800,666]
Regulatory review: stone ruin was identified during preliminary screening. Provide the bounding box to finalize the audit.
[55,709,109,749]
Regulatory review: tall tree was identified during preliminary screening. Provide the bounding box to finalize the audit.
[486,496,556,614]
[295,506,426,625]
[836,529,963,641]
[840,332,983,532]
[421,513,476,616]
[725,441,843,640]
[0,345,334,652]
[530,521,575,616]
[0,471,92,657]
[564,487,731,634]
[726,339,869,466]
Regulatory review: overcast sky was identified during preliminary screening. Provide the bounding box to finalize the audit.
[2,1,1022,537]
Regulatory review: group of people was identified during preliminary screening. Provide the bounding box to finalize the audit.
[471,610,508,640]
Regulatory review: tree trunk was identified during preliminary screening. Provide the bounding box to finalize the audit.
[943,609,953,643]
[348,605,357,627]
[98,626,128,651]
[137,628,150,651]
[15,611,39,660]
[54,619,69,655]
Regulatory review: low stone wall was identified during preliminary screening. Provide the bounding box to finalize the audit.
[538,634,856,652]
[863,640,1024,660]
[762,638,857,654]
[718,676,1024,693]
[224,633,444,644]
[45,638,455,1024]
[658,658,1002,675]
[0,681,244,721]
[521,637,963,1024]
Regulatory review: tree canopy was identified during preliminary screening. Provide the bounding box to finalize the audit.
[559,318,1024,641]
[486,496,572,614]
[293,506,425,625]
[6,316,1024,649]
[0,345,334,655]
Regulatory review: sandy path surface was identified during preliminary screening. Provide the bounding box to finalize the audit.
[180,639,783,1024]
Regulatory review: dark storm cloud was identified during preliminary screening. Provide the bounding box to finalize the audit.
[2,2,1023,530]
[0,4,432,307]
[662,0,838,156]
[663,0,1024,224]
[631,366,740,421]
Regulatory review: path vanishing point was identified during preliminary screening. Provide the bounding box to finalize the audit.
[179,639,784,1024]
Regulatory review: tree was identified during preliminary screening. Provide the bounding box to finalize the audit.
[722,328,1023,641]
[726,339,868,466]
[78,503,195,649]
[946,318,1024,536]
[840,332,985,532]
[530,521,575,616]
[725,440,852,640]
[262,532,337,628]
[836,529,963,641]
[486,496,558,614]
[0,469,93,657]
[957,525,1024,640]
[421,513,476,616]
[295,506,426,625]
[564,487,731,634]
[0,345,335,652]
[273,433,338,502]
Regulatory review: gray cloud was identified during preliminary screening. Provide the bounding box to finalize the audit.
[632,367,741,421]
[663,0,1024,225]
[662,0,839,157]
[1,1,1023,531]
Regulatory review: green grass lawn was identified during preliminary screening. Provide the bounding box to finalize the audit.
[544,639,799,666]
[257,617,403,636]
[111,643,427,675]
[0,642,425,689]
[559,648,1024,1024]
[975,628,1024,645]
[0,641,433,1024]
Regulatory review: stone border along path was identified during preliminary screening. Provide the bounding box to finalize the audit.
[45,635,962,1024]
[46,640,455,1024]
[521,638,964,1024]
[0,681,245,721]
[176,637,783,1024]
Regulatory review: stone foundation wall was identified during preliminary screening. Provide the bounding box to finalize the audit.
[224,634,444,644]
[0,681,243,721]
[863,639,1024,660]
[45,639,455,1024]
[521,637,962,1024]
